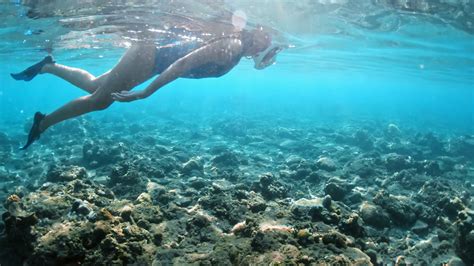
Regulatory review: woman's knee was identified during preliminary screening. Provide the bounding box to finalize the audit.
[88,96,113,111]
[94,71,111,87]
[84,79,99,93]
[95,99,113,110]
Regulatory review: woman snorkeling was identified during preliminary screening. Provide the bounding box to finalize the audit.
[11,23,284,150]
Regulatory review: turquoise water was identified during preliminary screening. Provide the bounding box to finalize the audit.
[0,1,473,137]
[0,1,474,265]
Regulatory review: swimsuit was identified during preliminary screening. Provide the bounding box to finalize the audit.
[152,38,242,79]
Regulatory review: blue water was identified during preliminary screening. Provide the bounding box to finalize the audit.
[0,5,473,158]
[1,1,473,138]
[1,49,473,137]
[1,1,474,265]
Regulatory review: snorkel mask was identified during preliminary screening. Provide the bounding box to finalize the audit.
[252,43,285,70]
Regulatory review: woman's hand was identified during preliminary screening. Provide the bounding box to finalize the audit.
[111,90,148,102]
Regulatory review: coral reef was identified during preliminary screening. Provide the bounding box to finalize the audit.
[0,116,472,265]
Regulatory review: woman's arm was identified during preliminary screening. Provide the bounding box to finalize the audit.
[112,38,243,102]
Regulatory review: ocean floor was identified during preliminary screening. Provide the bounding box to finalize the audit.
[0,113,473,265]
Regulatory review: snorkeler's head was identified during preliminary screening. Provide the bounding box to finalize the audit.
[246,27,272,55]
[242,26,284,70]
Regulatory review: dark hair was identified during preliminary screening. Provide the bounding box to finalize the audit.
[240,29,254,49]
[240,27,271,54]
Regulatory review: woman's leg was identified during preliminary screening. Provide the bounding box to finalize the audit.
[39,44,157,132]
[21,44,157,149]
[41,64,110,94]
[39,82,113,131]
[11,56,108,93]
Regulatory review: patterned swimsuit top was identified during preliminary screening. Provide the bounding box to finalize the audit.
[153,32,249,79]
